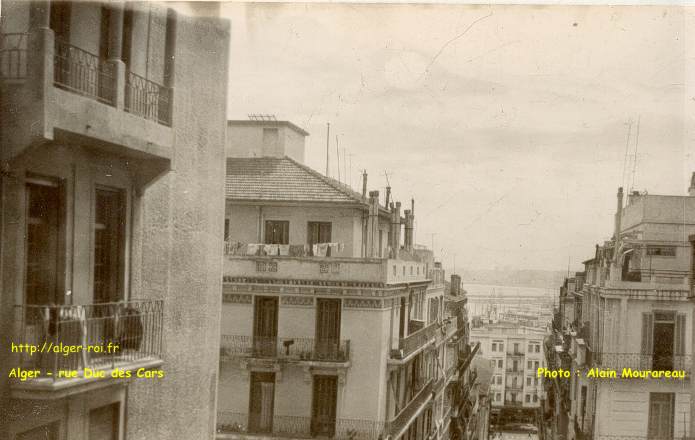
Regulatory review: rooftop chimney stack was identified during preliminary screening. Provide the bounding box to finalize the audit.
[367,191,380,257]
[393,202,402,259]
[689,172,695,196]
[362,171,368,199]
[385,186,391,207]
[613,187,624,263]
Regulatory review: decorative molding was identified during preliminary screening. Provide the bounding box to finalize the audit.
[344,298,383,309]
[240,359,283,381]
[281,296,314,307]
[302,366,347,385]
[222,281,412,299]
[223,293,252,304]
[256,261,278,272]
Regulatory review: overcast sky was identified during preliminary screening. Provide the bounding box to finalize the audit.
[222,3,695,272]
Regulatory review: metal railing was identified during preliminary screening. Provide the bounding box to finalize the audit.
[125,71,172,126]
[54,38,114,105]
[220,335,350,363]
[597,438,695,440]
[13,300,163,381]
[507,350,525,356]
[596,353,691,373]
[394,321,438,359]
[0,32,28,80]
[216,412,388,439]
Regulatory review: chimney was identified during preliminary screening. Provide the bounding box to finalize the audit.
[362,171,368,199]
[450,274,461,296]
[367,191,379,257]
[689,172,695,196]
[404,209,414,252]
[613,187,623,263]
[385,186,391,207]
[393,202,402,259]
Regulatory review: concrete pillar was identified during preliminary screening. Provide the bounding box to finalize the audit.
[107,2,126,109]
[29,0,51,29]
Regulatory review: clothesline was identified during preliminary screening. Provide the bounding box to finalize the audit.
[224,241,345,257]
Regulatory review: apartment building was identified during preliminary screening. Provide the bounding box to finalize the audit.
[216,120,481,440]
[470,321,546,424]
[0,2,229,439]
[548,183,695,440]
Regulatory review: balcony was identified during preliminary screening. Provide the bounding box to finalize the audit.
[504,400,523,407]
[10,300,163,399]
[387,378,434,439]
[220,335,350,364]
[506,368,524,374]
[223,247,429,287]
[596,352,691,375]
[391,321,438,360]
[216,412,387,440]
[1,30,173,179]
[507,350,525,357]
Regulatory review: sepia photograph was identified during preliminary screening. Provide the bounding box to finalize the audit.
[0,1,694,439]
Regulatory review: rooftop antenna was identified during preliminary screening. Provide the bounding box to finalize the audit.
[348,153,354,189]
[336,135,341,183]
[343,147,347,188]
[621,119,633,191]
[325,123,330,177]
[630,115,641,191]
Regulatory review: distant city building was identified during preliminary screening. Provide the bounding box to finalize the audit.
[217,120,482,440]
[547,182,695,439]
[469,322,547,425]
[0,2,229,438]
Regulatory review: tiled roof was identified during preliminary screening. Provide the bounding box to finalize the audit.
[225,156,366,204]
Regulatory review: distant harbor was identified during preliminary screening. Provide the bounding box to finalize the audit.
[463,283,555,320]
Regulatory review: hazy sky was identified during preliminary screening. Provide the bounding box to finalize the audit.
[222,3,695,271]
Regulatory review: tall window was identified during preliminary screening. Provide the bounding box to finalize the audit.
[50,1,71,41]
[94,188,125,304]
[642,311,684,370]
[648,393,674,439]
[307,222,331,255]
[25,178,65,306]
[89,402,120,440]
[264,220,289,245]
[249,372,275,433]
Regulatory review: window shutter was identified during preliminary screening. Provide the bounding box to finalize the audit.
[641,312,654,355]
[675,313,686,356]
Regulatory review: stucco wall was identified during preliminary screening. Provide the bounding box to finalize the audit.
[124,11,229,440]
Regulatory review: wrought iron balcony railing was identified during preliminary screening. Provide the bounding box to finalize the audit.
[12,300,163,382]
[220,335,350,363]
[392,321,438,359]
[596,437,695,440]
[125,71,172,126]
[596,352,691,374]
[54,38,115,105]
[0,32,28,80]
[507,350,525,356]
[216,411,388,440]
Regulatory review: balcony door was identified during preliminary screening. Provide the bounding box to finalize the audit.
[647,393,674,440]
[316,299,341,360]
[249,372,275,433]
[253,297,278,357]
[25,178,66,307]
[311,375,337,437]
[93,188,125,304]
[308,222,331,256]
[642,311,684,370]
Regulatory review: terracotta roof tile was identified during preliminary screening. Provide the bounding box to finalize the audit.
[225,156,365,204]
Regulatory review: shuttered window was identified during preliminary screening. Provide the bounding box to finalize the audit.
[264,220,289,245]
